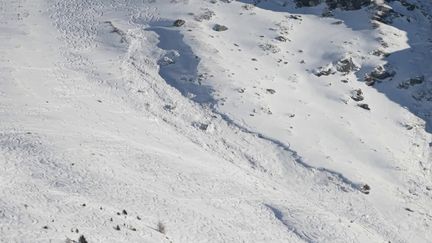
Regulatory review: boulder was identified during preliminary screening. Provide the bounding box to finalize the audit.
[358,103,370,110]
[213,24,228,31]
[173,19,186,27]
[350,89,364,101]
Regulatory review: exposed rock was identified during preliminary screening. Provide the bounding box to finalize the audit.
[360,184,371,194]
[296,0,371,10]
[259,43,281,53]
[173,19,185,27]
[403,124,414,130]
[328,0,371,10]
[358,103,370,110]
[398,76,425,89]
[364,76,375,86]
[104,21,128,43]
[400,0,417,11]
[369,66,395,80]
[266,89,276,94]
[213,24,228,31]
[193,122,209,131]
[370,49,389,57]
[275,36,288,42]
[295,0,322,7]
[242,4,255,10]
[350,89,364,101]
[336,57,358,74]
[373,5,403,24]
[332,20,343,25]
[408,76,425,85]
[288,15,302,20]
[78,235,88,243]
[314,64,336,77]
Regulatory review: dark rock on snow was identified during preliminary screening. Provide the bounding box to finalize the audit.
[350,89,364,102]
[173,19,186,27]
[78,235,88,243]
[213,24,228,32]
[358,103,370,110]
[296,0,371,10]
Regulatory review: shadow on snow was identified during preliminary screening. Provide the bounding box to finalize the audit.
[146,21,216,104]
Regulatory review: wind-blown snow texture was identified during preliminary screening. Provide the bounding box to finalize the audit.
[0,0,431,242]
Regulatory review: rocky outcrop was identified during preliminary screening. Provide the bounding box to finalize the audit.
[296,0,372,10]
[326,0,372,10]
[295,0,322,7]
[336,57,359,74]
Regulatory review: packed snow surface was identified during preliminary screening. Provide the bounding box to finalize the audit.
[1,0,431,242]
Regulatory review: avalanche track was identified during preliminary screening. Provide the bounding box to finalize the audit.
[0,0,431,242]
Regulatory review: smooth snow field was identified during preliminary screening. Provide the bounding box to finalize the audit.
[0,0,431,242]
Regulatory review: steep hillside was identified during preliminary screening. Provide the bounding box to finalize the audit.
[0,0,431,242]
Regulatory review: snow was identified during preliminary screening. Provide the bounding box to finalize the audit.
[0,0,431,242]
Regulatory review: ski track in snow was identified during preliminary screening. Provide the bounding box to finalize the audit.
[1,0,432,242]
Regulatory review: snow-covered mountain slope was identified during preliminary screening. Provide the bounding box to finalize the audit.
[1,0,431,242]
